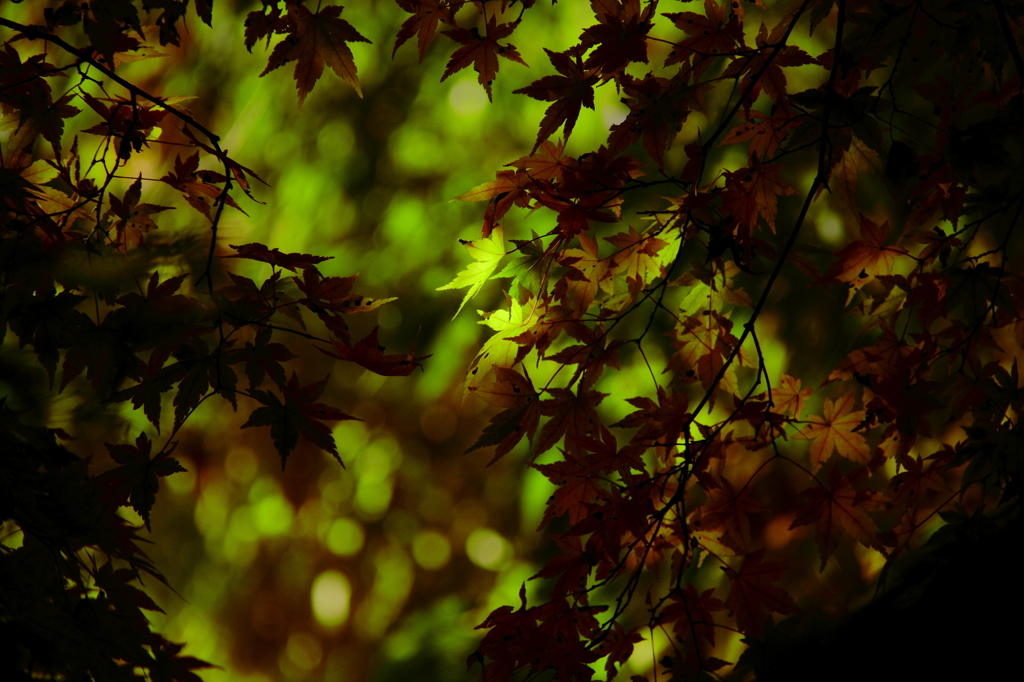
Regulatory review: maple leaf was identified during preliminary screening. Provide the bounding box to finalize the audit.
[81,93,166,158]
[555,232,612,314]
[507,139,576,183]
[615,386,691,451]
[694,474,766,553]
[721,162,797,237]
[149,640,217,682]
[242,373,357,467]
[241,327,297,389]
[294,268,395,320]
[796,393,870,472]
[97,433,186,530]
[576,425,646,481]
[393,0,453,61]
[534,454,606,526]
[772,373,812,419]
[595,623,644,680]
[580,0,657,77]
[465,293,545,396]
[107,176,172,253]
[464,367,541,461]
[320,326,429,377]
[161,153,245,218]
[721,20,816,105]
[789,464,888,570]
[664,0,743,81]
[110,349,176,430]
[441,17,528,102]
[720,108,801,162]
[605,225,669,287]
[436,227,506,318]
[452,168,535,237]
[217,270,284,324]
[822,216,906,297]
[99,273,209,367]
[658,584,726,664]
[546,337,624,390]
[244,3,286,51]
[166,335,238,428]
[226,242,331,271]
[669,311,745,400]
[607,73,707,169]
[260,4,371,104]
[180,126,268,201]
[723,549,799,636]
[514,47,598,152]
[94,561,164,630]
[536,386,609,456]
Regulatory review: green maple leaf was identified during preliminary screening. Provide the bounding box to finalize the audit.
[437,227,506,318]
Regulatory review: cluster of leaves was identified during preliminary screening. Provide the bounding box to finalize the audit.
[423,0,1024,679]
[3,1,1023,681]
[0,3,424,680]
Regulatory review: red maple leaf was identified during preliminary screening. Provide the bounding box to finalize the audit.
[534,455,606,526]
[607,74,707,169]
[226,243,331,271]
[536,386,608,456]
[515,47,599,152]
[171,337,238,428]
[393,0,454,61]
[595,623,644,680]
[464,367,541,461]
[106,176,171,252]
[772,373,812,419]
[260,3,370,104]
[161,152,245,218]
[721,20,816,105]
[664,0,743,80]
[242,373,357,467]
[320,326,429,376]
[240,327,297,389]
[658,584,726,664]
[580,0,657,78]
[721,161,797,237]
[789,464,888,570]
[723,548,799,636]
[181,126,267,200]
[719,108,801,162]
[97,433,186,530]
[149,640,216,682]
[694,474,766,553]
[441,17,527,101]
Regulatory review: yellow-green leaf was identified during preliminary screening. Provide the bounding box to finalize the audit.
[437,227,506,318]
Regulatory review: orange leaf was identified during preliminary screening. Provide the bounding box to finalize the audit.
[797,393,869,472]
[823,216,906,292]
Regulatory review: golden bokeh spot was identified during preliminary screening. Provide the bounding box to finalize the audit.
[465,528,511,571]
[325,518,365,556]
[411,529,451,570]
[311,570,351,629]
